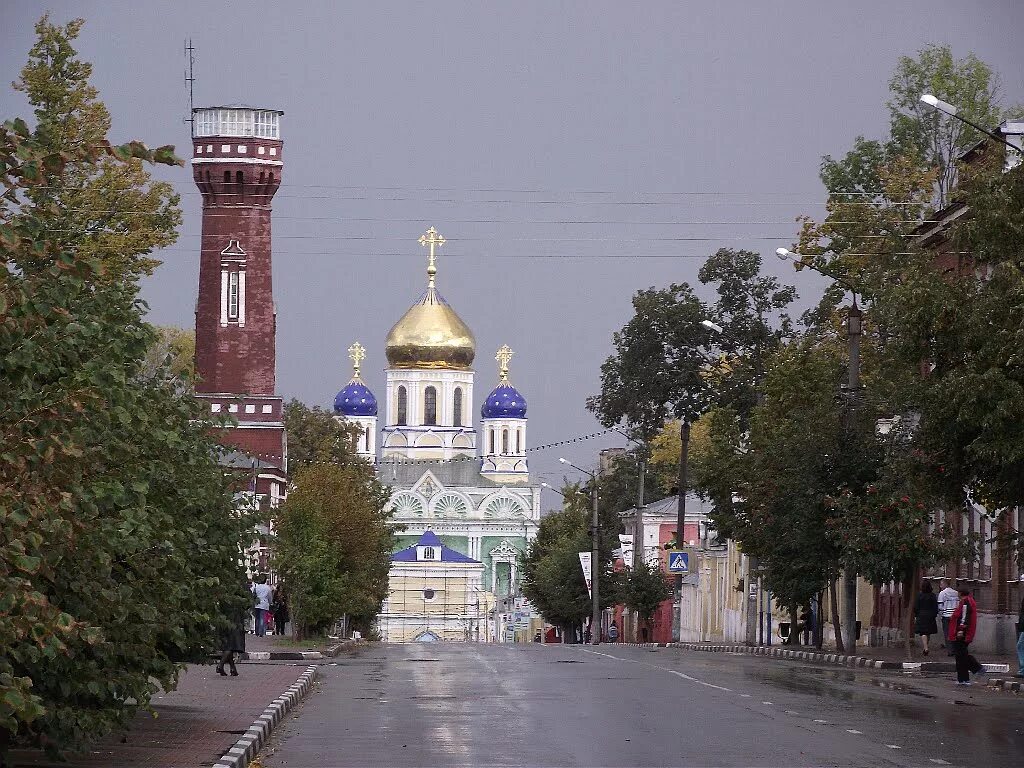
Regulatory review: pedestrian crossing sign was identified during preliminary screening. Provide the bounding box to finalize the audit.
[667,551,689,574]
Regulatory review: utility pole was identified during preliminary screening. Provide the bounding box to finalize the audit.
[673,420,691,642]
[841,302,863,653]
[634,459,646,641]
[591,476,601,644]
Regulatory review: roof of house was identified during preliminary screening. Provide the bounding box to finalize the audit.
[391,530,481,564]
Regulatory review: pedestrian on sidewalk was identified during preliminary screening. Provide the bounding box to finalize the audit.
[217,592,249,676]
[913,581,939,656]
[607,622,619,643]
[253,575,273,637]
[1015,585,1024,678]
[272,587,290,637]
[948,586,982,685]
[937,579,958,654]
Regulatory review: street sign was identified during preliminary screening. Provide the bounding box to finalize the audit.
[667,550,689,574]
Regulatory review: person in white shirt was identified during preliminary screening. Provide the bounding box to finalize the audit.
[937,579,959,654]
[252,575,274,637]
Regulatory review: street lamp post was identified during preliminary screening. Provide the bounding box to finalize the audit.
[559,458,602,644]
[920,94,1023,155]
[776,248,862,653]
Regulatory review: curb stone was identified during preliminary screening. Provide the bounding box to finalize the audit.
[668,642,1010,675]
[211,664,317,768]
[604,642,1010,676]
[241,638,363,661]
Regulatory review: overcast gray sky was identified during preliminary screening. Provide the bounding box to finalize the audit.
[2,1,1022,499]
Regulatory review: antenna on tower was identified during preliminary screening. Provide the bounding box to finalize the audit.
[183,39,196,134]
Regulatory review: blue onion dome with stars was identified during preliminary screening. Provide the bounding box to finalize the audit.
[333,342,378,417]
[480,344,527,419]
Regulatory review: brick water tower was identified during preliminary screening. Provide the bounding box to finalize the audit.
[191,106,287,491]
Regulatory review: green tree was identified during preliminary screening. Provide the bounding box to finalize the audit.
[273,462,395,638]
[283,398,362,474]
[13,15,180,282]
[619,559,672,627]
[587,282,713,442]
[887,44,1006,209]
[521,488,619,641]
[142,326,195,383]
[1,113,248,761]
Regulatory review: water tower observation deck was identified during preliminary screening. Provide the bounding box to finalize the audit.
[191,106,284,206]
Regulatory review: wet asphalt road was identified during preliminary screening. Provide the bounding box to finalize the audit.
[262,642,1023,767]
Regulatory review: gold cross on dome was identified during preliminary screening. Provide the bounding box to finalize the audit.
[348,341,366,378]
[495,344,514,383]
[418,226,446,287]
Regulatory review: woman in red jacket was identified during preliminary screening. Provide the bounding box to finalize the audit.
[948,586,983,685]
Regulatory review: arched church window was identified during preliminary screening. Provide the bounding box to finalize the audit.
[489,428,495,455]
[502,428,509,454]
[516,429,521,454]
[397,386,407,426]
[453,388,463,427]
[364,426,370,453]
[424,386,437,426]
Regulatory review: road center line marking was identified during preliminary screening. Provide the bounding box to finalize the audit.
[669,669,731,691]
[813,719,828,724]
[846,729,863,735]
[928,760,950,765]
[580,649,731,692]
[886,745,902,750]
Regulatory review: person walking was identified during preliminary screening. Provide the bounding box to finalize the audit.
[252,575,273,637]
[216,590,249,677]
[937,579,958,655]
[1015,586,1024,678]
[272,587,290,637]
[607,622,619,643]
[913,581,939,656]
[948,586,983,686]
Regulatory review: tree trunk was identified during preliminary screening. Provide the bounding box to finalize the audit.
[901,566,918,660]
[829,578,845,653]
[788,604,799,645]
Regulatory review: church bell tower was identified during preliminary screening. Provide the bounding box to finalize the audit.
[191,106,287,474]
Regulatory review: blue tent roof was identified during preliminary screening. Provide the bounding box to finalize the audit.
[391,530,480,563]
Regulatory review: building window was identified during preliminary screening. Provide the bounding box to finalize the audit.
[502,428,509,454]
[423,588,436,601]
[235,170,244,185]
[421,547,435,561]
[453,387,463,427]
[489,428,495,455]
[424,386,437,426]
[397,386,407,426]
[227,272,239,320]
[516,429,521,454]
[223,170,231,184]
[364,427,370,453]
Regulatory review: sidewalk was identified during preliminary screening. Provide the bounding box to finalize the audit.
[613,640,1017,679]
[10,663,312,768]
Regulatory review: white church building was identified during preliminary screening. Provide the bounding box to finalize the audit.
[333,227,540,641]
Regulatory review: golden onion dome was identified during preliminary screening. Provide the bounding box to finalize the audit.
[384,228,476,370]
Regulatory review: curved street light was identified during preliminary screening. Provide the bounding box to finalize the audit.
[920,93,1022,154]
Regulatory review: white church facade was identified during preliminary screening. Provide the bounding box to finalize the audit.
[332,227,540,642]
